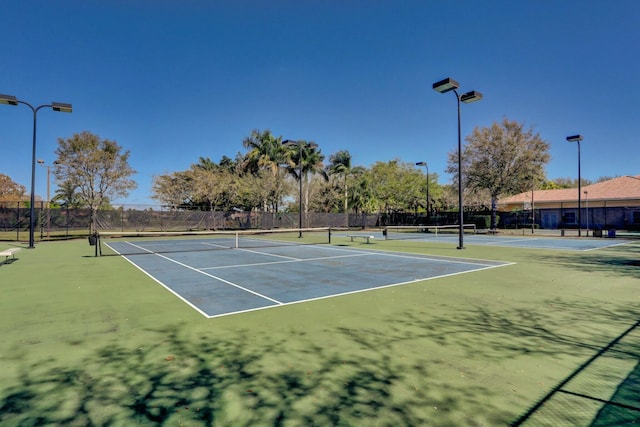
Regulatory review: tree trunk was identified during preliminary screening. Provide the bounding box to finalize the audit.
[344,178,348,228]
[303,174,309,228]
[491,195,498,230]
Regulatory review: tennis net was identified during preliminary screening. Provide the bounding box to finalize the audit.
[383,224,477,240]
[98,227,331,256]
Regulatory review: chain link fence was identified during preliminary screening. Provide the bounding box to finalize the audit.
[0,202,392,242]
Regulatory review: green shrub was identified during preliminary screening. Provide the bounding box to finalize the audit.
[467,215,492,229]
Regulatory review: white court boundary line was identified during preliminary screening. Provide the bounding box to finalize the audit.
[112,241,283,306]
[316,243,511,266]
[195,244,504,270]
[199,252,374,270]
[396,233,633,252]
[106,240,515,319]
[204,261,512,319]
[480,237,634,252]
[582,240,634,252]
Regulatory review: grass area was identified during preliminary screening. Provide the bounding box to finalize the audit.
[1,237,639,426]
[0,229,90,242]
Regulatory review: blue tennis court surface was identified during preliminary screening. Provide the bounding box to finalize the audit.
[347,231,632,251]
[462,235,631,251]
[106,241,512,318]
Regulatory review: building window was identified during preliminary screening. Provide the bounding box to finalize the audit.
[633,211,640,224]
[565,212,576,224]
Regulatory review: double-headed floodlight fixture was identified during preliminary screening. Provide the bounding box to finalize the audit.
[0,93,73,248]
[566,134,583,236]
[432,77,482,249]
[432,78,483,104]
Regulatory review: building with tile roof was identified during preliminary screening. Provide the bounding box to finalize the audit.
[498,175,640,230]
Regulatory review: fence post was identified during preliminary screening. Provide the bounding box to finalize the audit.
[40,200,44,240]
[16,201,21,242]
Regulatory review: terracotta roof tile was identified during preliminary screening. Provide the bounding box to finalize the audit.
[500,175,640,204]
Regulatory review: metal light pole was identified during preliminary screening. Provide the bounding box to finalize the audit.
[0,94,72,248]
[415,162,430,219]
[531,186,535,234]
[567,135,583,237]
[584,190,589,236]
[283,139,318,237]
[433,78,482,249]
[37,159,52,239]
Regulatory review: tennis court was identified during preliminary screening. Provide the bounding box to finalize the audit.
[2,234,639,426]
[103,233,512,318]
[380,225,632,251]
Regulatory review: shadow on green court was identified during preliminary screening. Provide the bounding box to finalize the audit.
[3,297,637,425]
[0,321,514,426]
[509,320,640,426]
[532,245,640,279]
[2,239,639,425]
[589,360,640,425]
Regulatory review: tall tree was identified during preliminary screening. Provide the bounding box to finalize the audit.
[0,173,27,202]
[241,129,289,212]
[54,131,137,231]
[414,170,444,215]
[193,156,218,172]
[190,166,236,214]
[151,171,194,209]
[52,180,84,208]
[447,118,550,229]
[548,177,592,189]
[308,174,341,213]
[242,129,286,176]
[368,159,424,214]
[284,140,327,219]
[347,166,376,215]
[218,155,239,174]
[235,169,290,212]
[329,150,352,225]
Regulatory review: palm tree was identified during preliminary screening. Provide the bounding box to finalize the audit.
[52,180,84,209]
[241,129,289,212]
[329,150,352,226]
[218,155,238,174]
[242,129,286,176]
[194,156,217,172]
[284,140,327,224]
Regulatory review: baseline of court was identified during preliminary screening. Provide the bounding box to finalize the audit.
[107,241,512,318]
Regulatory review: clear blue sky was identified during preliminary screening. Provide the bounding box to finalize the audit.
[2,0,639,206]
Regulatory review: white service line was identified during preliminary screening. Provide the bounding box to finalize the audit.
[201,241,233,249]
[205,261,513,319]
[236,247,300,260]
[290,242,511,266]
[124,241,282,304]
[302,243,506,265]
[362,250,507,267]
[199,251,373,270]
[483,238,534,246]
